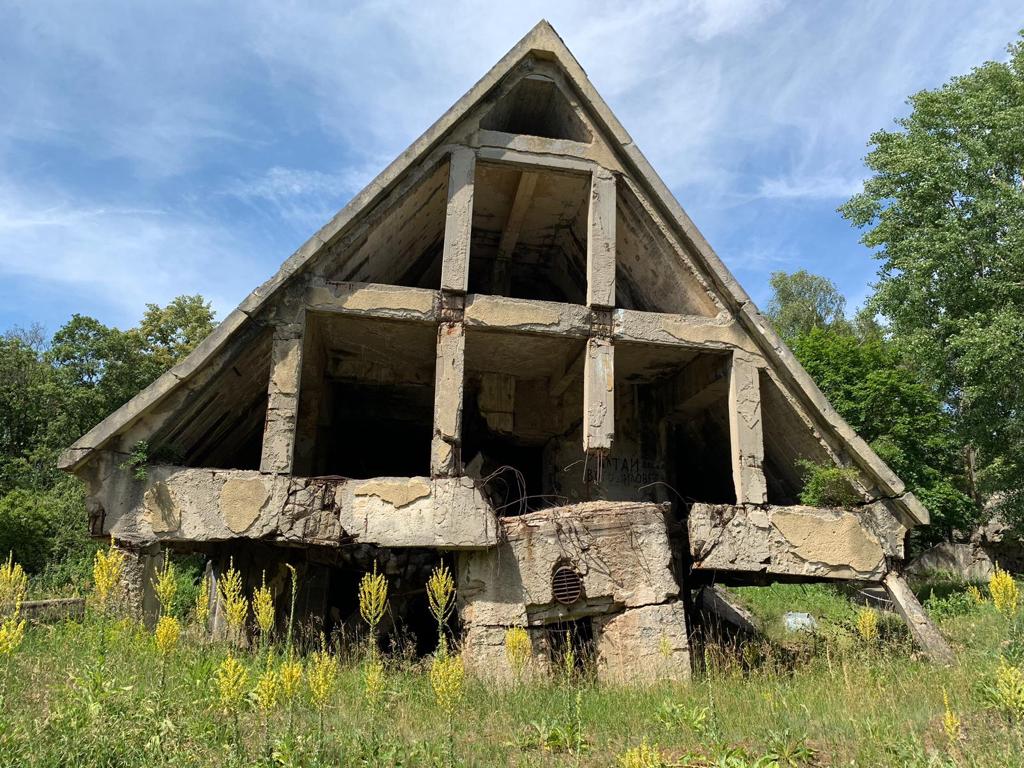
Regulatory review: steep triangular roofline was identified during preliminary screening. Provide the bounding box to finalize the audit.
[59,20,927,526]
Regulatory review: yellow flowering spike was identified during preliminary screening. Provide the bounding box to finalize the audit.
[154,614,181,657]
[92,539,125,611]
[195,572,211,630]
[427,564,455,627]
[967,584,985,604]
[358,562,388,634]
[153,558,177,616]
[430,652,464,716]
[618,740,665,768]
[218,559,249,639]
[942,688,962,743]
[995,656,1024,722]
[252,572,275,640]
[307,640,338,711]
[856,607,879,643]
[363,657,387,711]
[0,615,26,657]
[504,626,531,679]
[990,566,1020,619]
[215,653,249,713]
[280,656,303,703]
[254,663,281,713]
[0,553,27,617]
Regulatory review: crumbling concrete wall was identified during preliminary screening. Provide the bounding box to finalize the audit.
[688,502,903,581]
[458,501,690,683]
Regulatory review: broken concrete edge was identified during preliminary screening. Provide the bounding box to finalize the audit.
[687,502,904,582]
[103,466,502,551]
[882,570,956,665]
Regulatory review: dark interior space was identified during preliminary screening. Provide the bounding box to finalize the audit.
[480,75,592,142]
[545,616,595,671]
[315,382,432,478]
[668,409,736,505]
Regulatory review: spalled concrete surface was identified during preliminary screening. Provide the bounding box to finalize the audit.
[583,337,614,453]
[586,168,616,309]
[728,352,768,505]
[689,503,891,580]
[440,147,475,293]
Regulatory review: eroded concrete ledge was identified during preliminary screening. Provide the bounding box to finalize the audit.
[306,279,439,322]
[688,503,893,581]
[101,467,498,550]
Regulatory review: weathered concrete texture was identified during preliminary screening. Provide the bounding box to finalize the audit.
[115,542,162,627]
[440,146,475,293]
[612,308,759,354]
[586,168,616,309]
[306,279,439,322]
[260,326,304,474]
[463,294,591,336]
[583,337,614,453]
[458,502,687,682]
[883,571,956,665]
[594,601,690,684]
[432,322,466,476]
[103,467,498,550]
[688,503,891,581]
[728,352,768,505]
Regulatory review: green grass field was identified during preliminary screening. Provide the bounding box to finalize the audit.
[0,575,1021,767]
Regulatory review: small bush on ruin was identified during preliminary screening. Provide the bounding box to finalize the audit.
[797,460,861,508]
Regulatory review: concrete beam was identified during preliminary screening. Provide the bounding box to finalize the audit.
[613,309,760,354]
[729,352,768,505]
[667,354,730,415]
[432,322,466,476]
[306,279,439,322]
[476,145,596,175]
[587,168,616,309]
[440,146,476,294]
[688,503,892,581]
[464,294,591,336]
[260,322,304,474]
[491,170,538,295]
[883,571,956,665]
[583,337,614,453]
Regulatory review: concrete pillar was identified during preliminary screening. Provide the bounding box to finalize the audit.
[431,322,466,476]
[586,168,616,309]
[883,571,956,666]
[116,541,161,627]
[440,146,476,294]
[260,319,305,474]
[583,337,614,453]
[728,352,768,505]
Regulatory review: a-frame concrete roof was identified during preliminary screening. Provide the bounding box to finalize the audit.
[59,20,928,527]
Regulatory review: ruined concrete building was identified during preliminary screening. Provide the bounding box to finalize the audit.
[60,21,952,679]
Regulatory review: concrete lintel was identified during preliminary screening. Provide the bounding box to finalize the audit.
[432,322,466,476]
[476,145,596,176]
[729,352,768,505]
[613,308,760,354]
[440,146,476,293]
[306,279,439,322]
[464,294,592,336]
[688,502,891,581]
[259,321,305,474]
[587,168,616,309]
[474,129,597,162]
[583,337,614,453]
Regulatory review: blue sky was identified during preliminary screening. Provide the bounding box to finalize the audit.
[1,1,1021,334]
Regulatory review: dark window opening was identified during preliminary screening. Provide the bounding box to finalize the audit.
[480,76,591,143]
[545,617,595,672]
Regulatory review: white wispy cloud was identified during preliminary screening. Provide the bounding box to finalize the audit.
[757,174,864,201]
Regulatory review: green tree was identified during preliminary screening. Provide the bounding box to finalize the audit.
[765,269,848,342]
[841,33,1024,522]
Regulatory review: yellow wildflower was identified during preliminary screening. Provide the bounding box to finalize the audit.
[358,562,388,635]
[194,572,211,630]
[430,652,464,716]
[153,557,177,616]
[504,626,531,679]
[154,614,180,657]
[942,688,961,743]
[994,656,1024,722]
[0,615,26,657]
[280,656,303,703]
[990,566,1020,619]
[218,559,248,640]
[92,540,125,611]
[427,564,455,627]
[967,584,985,604]
[254,663,280,713]
[618,740,665,768]
[856,607,879,643]
[252,571,275,641]
[214,653,249,713]
[0,553,27,617]
[307,642,338,711]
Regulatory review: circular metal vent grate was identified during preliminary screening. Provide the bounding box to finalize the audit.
[552,565,583,605]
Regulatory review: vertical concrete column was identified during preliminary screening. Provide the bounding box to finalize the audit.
[583,337,615,453]
[586,167,616,309]
[431,322,466,476]
[728,352,768,504]
[116,541,161,627]
[883,571,956,665]
[260,317,305,474]
[440,146,476,294]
